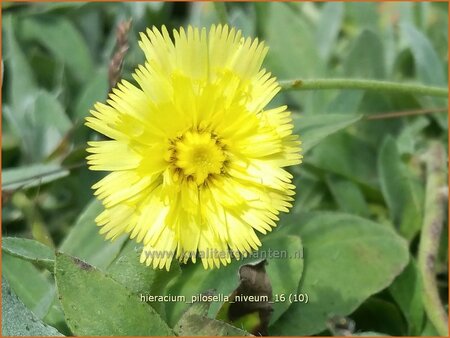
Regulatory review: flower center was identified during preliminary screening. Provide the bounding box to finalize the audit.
[172,131,226,185]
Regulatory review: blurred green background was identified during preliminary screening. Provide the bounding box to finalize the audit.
[1,2,448,337]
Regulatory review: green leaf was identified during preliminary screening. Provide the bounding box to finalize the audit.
[107,241,181,295]
[326,175,369,217]
[291,175,326,213]
[389,258,425,335]
[180,314,250,336]
[293,113,363,154]
[264,3,322,80]
[326,90,365,114]
[59,199,127,270]
[271,212,409,335]
[2,237,55,271]
[264,235,304,325]
[43,296,71,337]
[316,2,344,62]
[344,30,385,79]
[106,241,181,316]
[351,297,407,336]
[400,22,448,128]
[174,292,251,336]
[9,192,55,248]
[167,234,303,327]
[346,3,379,31]
[378,137,424,241]
[263,2,327,113]
[401,23,446,86]
[353,92,401,147]
[189,2,221,27]
[229,7,255,37]
[2,254,54,319]
[20,2,87,13]
[3,90,72,162]
[2,163,69,190]
[32,91,73,155]
[308,132,379,191]
[55,252,173,335]
[20,17,93,83]
[337,29,387,139]
[422,319,439,336]
[3,15,38,161]
[396,116,429,155]
[3,15,37,116]
[3,15,73,161]
[73,67,109,120]
[354,332,390,336]
[2,278,63,336]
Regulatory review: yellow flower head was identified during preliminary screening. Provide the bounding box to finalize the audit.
[86,25,302,270]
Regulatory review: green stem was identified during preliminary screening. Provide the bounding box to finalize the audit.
[418,142,448,336]
[279,79,448,98]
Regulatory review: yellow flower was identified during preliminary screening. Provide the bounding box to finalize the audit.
[86,25,302,270]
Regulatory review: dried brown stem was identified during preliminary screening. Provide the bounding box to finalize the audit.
[366,107,448,120]
[109,19,132,90]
